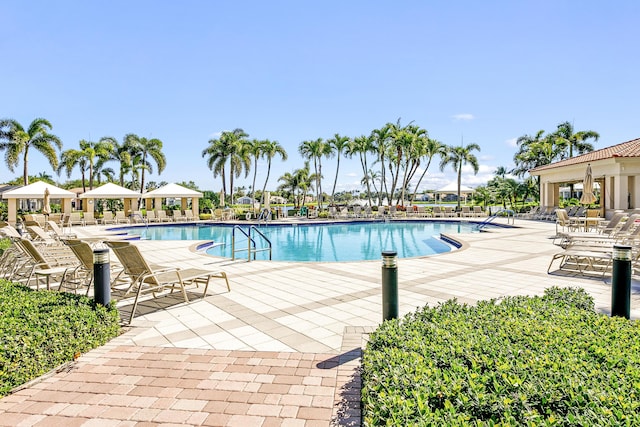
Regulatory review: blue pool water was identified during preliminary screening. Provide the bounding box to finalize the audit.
[119,221,484,262]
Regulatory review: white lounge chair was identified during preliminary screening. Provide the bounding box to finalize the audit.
[105,241,230,323]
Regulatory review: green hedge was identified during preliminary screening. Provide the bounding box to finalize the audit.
[362,287,640,426]
[0,280,121,396]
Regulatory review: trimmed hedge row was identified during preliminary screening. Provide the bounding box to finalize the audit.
[0,280,120,396]
[362,287,640,426]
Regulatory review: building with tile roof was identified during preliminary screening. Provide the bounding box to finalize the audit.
[529,138,640,216]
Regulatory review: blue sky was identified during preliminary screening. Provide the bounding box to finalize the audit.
[2,1,639,193]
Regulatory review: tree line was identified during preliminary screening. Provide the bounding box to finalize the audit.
[0,116,599,211]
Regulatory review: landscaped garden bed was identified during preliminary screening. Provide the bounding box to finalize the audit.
[362,287,640,426]
[0,279,120,397]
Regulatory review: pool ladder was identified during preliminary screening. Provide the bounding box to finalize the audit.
[231,225,272,261]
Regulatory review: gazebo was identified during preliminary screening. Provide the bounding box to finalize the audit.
[143,183,203,216]
[529,137,640,217]
[2,181,76,225]
[78,183,142,214]
[435,182,474,203]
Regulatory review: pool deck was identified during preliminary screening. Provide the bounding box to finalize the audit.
[2,218,639,426]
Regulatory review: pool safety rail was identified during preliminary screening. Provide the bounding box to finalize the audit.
[231,225,272,261]
[476,209,515,230]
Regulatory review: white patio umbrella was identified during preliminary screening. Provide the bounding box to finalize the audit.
[580,164,596,205]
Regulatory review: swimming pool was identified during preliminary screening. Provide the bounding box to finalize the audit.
[120,221,484,262]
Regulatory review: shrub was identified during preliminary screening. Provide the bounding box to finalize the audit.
[362,287,640,426]
[0,280,121,396]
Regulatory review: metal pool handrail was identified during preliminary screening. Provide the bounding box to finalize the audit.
[231,225,272,261]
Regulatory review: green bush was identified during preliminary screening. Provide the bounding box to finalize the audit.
[362,287,640,426]
[0,280,121,396]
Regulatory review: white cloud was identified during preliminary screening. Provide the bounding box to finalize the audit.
[451,113,475,121]
[506,137,518,147]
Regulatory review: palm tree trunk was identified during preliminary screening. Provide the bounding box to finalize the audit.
[331,156,340,206]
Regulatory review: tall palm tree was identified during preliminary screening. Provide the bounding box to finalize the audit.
[202,129,249,204]
[410,138,445,204]
[109,138,134,187]
[553,121,599,159]
[439,142,481,208]
[245,139,262,204]
[260,139,288,206]
[58,148,89,191]
[326,133,351,206]
[494,166,508,178]
[124,134,166,193]
[370,124,393,205]
[347,135,375,207]
[58,137,115,191]
[511,130,553,178]
[0,117,62,185]
[299,138,331,210]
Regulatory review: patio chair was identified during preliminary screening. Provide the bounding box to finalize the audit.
[432,206,444,218]
[554,209,579,234]
[101,211,116,225]
[46,220,77,240]
[13,238,78,290]
[145,210,159,223]
[83,211,98,226]
[130,211,145,224]
[115,211,130,224]
[68,212,85,227]
[460,206,472,218]
[173,209,187,222]
[156,210,172,222]
[473,206,486,217]
[184,210,196,221]
[25,225,60,246]
[104,240,230,323]
[60,239,97,295]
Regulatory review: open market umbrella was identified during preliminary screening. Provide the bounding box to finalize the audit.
[580,164,597,205]
[43,188,52,216]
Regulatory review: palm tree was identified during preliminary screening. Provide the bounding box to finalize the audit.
[109,139,134,187]
[553,121,599,159]
[245,139,262,205]
[439,142,481,208]
[370,124,393,205]
[494,166,508,179]
[202,129,249,203]
[260,139,288,207]
[58,148,89,191]
[410,138,445,204]
[326,133,351,206]
[511,130,554,178]
[347,135,375,206]
[58,138,115,191]
[299,138,331,210]
[124,134,166,194]
[0,117,62,185]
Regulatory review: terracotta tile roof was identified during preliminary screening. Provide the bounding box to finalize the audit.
[530,137,640,173]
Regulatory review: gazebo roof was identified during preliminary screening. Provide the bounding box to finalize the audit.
[79,183,141,199]
[144,183,203,198]
[1,181,76,199]
[436,182,474,193]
